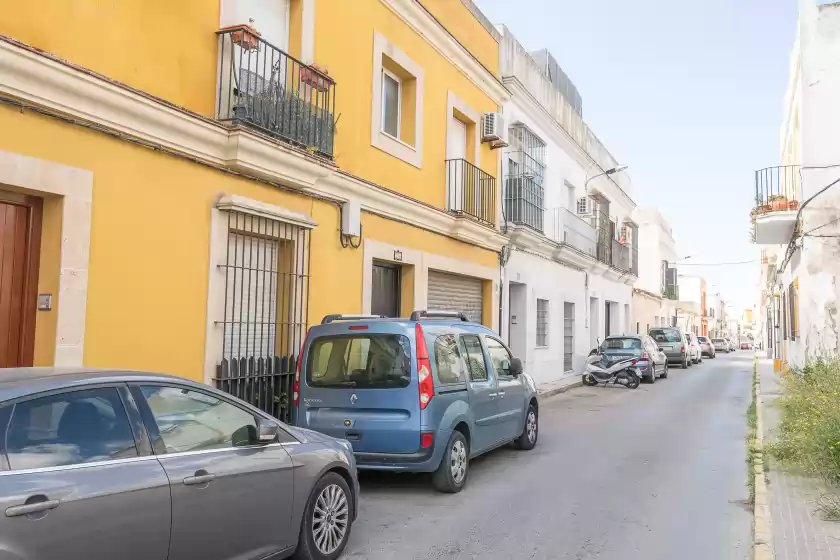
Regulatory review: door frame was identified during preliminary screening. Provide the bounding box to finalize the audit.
[0,191,43,367]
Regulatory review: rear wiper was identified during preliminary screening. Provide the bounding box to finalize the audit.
[318,381,357,388]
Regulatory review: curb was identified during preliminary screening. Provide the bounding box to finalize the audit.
[538,380,583,399]
[753,360,774,560]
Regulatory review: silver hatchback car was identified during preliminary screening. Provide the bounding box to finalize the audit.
[0,368,358,560]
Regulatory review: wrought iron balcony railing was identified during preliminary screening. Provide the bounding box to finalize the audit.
[754,165,801,214]
[446,159,496,226]
[663,284,679,300]
[216,25,336,158]
[504,173,544,233]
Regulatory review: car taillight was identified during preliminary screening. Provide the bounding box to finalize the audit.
[680,346,686,353]
[293,328,310,407]
[415,323,434,410]
[641,351,649,361]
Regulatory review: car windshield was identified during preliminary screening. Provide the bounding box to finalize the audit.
[601,338,641,350]
[306,334,411,389]
[650,329,682,343]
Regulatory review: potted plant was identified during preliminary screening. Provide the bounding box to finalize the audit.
[219,22,261,51]
[300,64,332,92]
[788,199,800,210]
[768,194,788,211]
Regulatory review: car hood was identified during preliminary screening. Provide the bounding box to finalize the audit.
[284,424,334,444]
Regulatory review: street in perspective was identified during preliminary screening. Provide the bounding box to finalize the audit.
[0,0,837,559]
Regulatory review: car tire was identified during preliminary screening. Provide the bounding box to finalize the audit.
[646,369,656,384]
[660,362,668,379]
[682,358,688,369]
[515,404,538,450]
[292,472,353,560]
[433,431,469,493]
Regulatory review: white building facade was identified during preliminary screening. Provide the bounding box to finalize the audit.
[677,275,705,336]
[497,26,638,388]
[755,0,840,371]
[632,208,679,334]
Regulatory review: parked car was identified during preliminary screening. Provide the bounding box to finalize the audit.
[599,334,669,383]
[696,336,716,358]
[727,338,738,351]
[649,327,691,369]
[296,310,540,493]
[685,333,703,364]
[741,341,753,350]
[712,338,730,353]
[0,368,358,560]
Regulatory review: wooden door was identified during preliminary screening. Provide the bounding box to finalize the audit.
[0,192,42,368]
[371,263,401,318]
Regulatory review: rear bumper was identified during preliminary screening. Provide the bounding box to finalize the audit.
[665,352,686,363]
[354,436,443,472]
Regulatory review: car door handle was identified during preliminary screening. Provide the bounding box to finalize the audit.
[487,392,498,399]
[497,391,506,399]
[183,472,216,486]
[5,499,60,517]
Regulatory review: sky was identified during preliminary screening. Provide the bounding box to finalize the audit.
[476,0,798,315]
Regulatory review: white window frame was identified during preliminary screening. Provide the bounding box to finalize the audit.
[564,302,574,371]
[381,68,402,140]
[536,299,549,348]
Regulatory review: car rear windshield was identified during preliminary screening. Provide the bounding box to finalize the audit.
[697,337,709,342]
[713,339,726,344]
[306,334,411,389]
[601,338,641,350]
[650,329,682,343]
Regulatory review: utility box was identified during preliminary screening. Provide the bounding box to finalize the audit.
[341,201,361,237]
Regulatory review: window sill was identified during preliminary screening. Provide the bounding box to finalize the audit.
[380,129,417,152]
[371,129,422,168]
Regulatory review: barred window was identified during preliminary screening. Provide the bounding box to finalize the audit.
[536,299,549,347]
[215,210,311,423]
[564,302,574,371]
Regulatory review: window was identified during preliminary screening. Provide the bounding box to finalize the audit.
[601,338,642,350]
[485,338,514,377]
[566,182,576,210]
[4,388,137,471]
[789,281,797,340]
[536,299,549,347]
[381,69,401,139]
[461,335,488,381]
[140,386,258,453]
[564,302,575,371]
[306,334,411,389]
[434,334,466,384]
[782,291,788,340]
[649,328,682,343]
[636,322,640,334]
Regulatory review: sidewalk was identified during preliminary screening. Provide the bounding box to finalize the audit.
[759,359,840,558]
[537,374,582,398]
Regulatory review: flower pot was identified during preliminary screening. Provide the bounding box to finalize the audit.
[220,24,261,51]
[758,204,771,214]
[788,200,800,210]
[770,197,788,211]
[300,66,331,92]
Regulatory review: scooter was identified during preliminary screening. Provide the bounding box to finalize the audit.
[582,346,641,389]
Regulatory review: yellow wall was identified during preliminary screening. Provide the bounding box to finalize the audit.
[417,0,500,76]
[314,0,500,213]
[0,0,219,117]
[33,196,63,366]
[0,104,497,380]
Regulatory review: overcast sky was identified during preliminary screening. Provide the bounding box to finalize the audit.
[476,0,798,314]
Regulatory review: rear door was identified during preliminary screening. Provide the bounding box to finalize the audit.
[0,385,171,560]
[300,329,420,453]
[600,337,642,365]
[460,334,500,454]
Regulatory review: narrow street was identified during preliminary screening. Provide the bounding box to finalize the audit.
[344,353,754,560]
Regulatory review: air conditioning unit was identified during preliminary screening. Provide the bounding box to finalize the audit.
[482,112,508,148]
[577,196,595,217]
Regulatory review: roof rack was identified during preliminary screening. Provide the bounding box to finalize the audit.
[409,310,469,322]
[321,314,387,324]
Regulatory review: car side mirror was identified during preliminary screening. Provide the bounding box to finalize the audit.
[257,418,279,444]
[509,357,523,376]
[588,348,599,356]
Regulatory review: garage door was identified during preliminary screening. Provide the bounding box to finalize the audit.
[427,271,483,324]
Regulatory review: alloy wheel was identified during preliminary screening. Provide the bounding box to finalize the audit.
[312,483,350,556]
[451,439,468,484]
[526,411,537,443]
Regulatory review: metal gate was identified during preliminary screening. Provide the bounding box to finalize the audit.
[427,270,483,324]
[372,263,401,317]
[214,210,311,423]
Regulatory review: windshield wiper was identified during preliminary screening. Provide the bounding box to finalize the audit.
[317,381,357,388]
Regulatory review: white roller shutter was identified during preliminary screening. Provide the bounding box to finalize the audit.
[427,271,483,323]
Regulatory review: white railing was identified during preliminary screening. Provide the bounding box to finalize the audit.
[548,207,597,256]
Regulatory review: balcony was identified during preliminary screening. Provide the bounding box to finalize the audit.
[216,25,336,158]
[549,207,596,256]
[663,285,679,300]
[446,159,496,226]
[751,165,800,245]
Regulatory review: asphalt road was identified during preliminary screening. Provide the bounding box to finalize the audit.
[342,352,754,560]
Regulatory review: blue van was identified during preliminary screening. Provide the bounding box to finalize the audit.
[294,311,540,492]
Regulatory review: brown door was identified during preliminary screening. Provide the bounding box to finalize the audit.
[0,192,42,368]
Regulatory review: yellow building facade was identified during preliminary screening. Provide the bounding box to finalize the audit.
[0,0,509,412]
